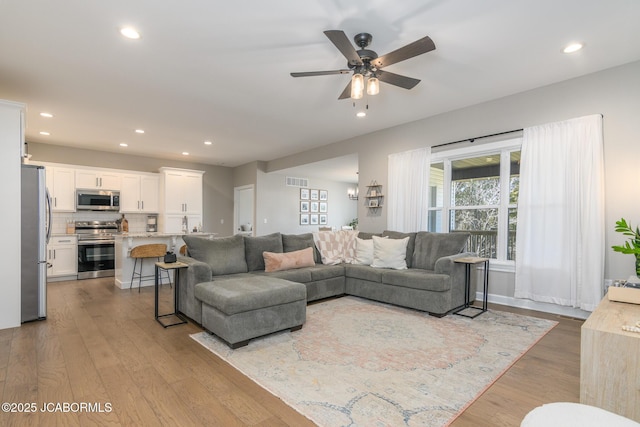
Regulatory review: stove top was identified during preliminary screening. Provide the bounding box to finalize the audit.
[75,221,118,240]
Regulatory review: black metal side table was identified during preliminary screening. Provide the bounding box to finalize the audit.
[154,261,189,327]
[452,256,490,319]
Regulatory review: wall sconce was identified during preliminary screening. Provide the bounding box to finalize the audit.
[347,187,359,200]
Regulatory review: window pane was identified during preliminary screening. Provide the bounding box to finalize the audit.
[427,209,442,232]
[451,155,500,207]
[429,162,444,208]
[509,151,520,204]
[450,208,498,258]
[508,207,517,260]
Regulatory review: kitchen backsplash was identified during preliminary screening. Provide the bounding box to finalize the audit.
[51,212,151,234]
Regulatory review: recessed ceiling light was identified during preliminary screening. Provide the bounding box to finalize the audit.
[40,112,53,118]
[120,27,141,40]
[120,143,128,147]
[182,152,189,156]
[563,43,583,54]
[356,111,366,118]
[39,131,50,136]
[135,129,145,134]
[204,141,212,145]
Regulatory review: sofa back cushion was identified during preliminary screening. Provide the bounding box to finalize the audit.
[412,232,470,270]
[182,235,248,276]
[356,231,382,240]
[244,232,283,271]
[382,230,417,268]
[282,233,320,263]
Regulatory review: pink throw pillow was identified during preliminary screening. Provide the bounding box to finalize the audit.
[264,247,315,272]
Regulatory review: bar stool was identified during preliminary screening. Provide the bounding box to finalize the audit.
[130,243,171,292]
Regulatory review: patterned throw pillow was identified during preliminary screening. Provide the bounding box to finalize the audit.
[312,230,359,264]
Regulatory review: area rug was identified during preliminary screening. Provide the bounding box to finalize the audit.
[191,296,557,427]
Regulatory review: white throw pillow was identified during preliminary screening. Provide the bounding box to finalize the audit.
[354,237,374,265]
[371,236,409,270]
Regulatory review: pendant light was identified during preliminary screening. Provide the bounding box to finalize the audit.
[366,76,379,96]
[351,73,364,99]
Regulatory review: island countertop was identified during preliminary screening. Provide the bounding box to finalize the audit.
[115,232,218,238]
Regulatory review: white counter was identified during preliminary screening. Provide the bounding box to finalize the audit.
[114,232,217,289]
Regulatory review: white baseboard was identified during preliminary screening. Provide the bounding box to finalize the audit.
[477,292,590,320]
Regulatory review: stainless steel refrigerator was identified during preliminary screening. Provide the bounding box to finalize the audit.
[21,164,51,322]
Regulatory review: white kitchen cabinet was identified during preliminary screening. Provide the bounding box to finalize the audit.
[76,169,121,190]
[120,173,159,213]
[45,166,76,212]
[159,167,204,233]
[47,235,77,278]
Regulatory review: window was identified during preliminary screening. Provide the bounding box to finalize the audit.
[427,139,521,263]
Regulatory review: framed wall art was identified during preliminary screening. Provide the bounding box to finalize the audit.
[319,214,327,225]
[319,202,327,213]
[310,201,319,213]
[300,214,310,225]
[300,188,309,200]
[300,201,309,213]
[310,189,319,200]
[310,214,319,225]
[319,190,328,200]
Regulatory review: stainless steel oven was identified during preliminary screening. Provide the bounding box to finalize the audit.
[75,221,117,279]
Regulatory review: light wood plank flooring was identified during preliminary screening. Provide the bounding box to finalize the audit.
[1,278,582,426]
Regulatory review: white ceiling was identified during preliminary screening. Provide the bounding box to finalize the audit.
[1,0,640,172]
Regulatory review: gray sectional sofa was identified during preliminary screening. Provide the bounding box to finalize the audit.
[178,230,475,348]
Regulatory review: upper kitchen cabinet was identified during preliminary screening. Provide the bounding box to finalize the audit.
[45,166,76,212]
[159,167,204,233]
[120,173,159,213]
[75,169,121,190]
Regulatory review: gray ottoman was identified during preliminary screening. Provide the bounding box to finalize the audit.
[195,276,307,348]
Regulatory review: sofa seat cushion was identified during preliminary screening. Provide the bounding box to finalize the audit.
[253,268,313,283]
[183,235,248,276]
[244,232,283,271]
[307,264,346,281]
[381,269,450,292]
[195,276,306,316]
[345,264,383,283]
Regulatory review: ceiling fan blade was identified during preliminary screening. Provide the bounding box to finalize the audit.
[290,69,351,77]
[338,81,352,100]
[372,36,435,68]
[376,69,420,89]
[324,30,362,66]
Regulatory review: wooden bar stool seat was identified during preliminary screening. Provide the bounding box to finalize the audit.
[130,243,171,292]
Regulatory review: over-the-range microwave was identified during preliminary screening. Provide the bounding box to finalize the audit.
[76,189,120,211]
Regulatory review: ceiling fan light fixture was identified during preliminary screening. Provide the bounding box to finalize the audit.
[366,76,379,96]
[351,73,364,99]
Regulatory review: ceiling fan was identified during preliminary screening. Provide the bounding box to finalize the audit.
[290,30,436,100]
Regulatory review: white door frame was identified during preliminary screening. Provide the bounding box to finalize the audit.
[233,184,255,236]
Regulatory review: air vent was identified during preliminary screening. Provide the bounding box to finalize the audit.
[286,176,309,188]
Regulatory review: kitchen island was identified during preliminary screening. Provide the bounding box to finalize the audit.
[114,232,217,289]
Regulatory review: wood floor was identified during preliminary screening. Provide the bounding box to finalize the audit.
[0,277,582,426]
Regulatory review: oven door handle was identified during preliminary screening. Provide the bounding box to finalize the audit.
[78,240,115,246]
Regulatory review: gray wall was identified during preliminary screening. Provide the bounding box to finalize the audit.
[255,170,358,236]
[28,143,234,236]
[263,60,640,297]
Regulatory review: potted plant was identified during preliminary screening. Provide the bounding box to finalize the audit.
[612,218,640,278]
[348,218,358,230]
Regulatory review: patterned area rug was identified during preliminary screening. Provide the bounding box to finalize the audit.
[191,296,556,427]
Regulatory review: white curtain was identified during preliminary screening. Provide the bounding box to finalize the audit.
[387,147,431,232]
[514,115,604,311]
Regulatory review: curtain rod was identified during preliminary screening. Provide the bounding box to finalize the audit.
[432,128,523,149]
